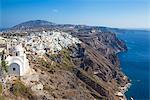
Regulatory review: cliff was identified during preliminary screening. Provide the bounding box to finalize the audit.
[0,20,129,100]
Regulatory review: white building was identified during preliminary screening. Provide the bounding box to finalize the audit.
[6,44,30,76]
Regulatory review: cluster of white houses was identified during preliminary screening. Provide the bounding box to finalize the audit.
[0,31,81,76]
[25,31,81,54]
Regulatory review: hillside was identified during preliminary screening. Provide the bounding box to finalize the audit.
[0,20,130,100]
[10,20,56,31]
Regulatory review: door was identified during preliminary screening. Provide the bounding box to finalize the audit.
[9,63,20,76]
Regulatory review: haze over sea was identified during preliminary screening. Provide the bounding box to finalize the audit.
[118,30,150,100]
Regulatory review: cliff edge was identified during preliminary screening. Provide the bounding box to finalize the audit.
[0,20,130,100]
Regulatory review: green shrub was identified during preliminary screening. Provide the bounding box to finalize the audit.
[11,80,34,99]
[60,49,74,71]
[1,60,8,73]
[0,96,5,100]
[45,49,74,71]
[0,83,2,94]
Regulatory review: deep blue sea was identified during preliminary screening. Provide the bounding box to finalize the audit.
[117,30,150,100]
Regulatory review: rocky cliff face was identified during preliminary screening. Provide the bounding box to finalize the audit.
[69,42,128,99]
[0,20,129,100]
[70,28,129,99]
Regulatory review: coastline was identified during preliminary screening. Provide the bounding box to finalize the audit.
[122,82,132,100]
[116,49,131,100]
[115,81,131,100]
[117,31,150,100]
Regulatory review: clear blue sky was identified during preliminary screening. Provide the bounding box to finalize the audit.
[0,0,150,28]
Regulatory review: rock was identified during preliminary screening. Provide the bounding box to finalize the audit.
[49,84,55,90]
[31,83,43,91]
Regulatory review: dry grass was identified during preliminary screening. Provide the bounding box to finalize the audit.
[10,80,35,99]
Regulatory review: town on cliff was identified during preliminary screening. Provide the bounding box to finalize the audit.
[0,20,130,100]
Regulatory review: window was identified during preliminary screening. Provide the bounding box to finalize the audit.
[13,68,16,71]
[16,52,20,56]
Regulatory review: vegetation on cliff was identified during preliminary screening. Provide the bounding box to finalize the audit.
[0,20,129,99]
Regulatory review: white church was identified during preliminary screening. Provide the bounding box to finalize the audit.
[6,44,30,76]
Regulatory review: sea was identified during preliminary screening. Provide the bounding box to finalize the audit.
[117,30,150,100]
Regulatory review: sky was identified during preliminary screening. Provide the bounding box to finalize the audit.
[0,0,150,29]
